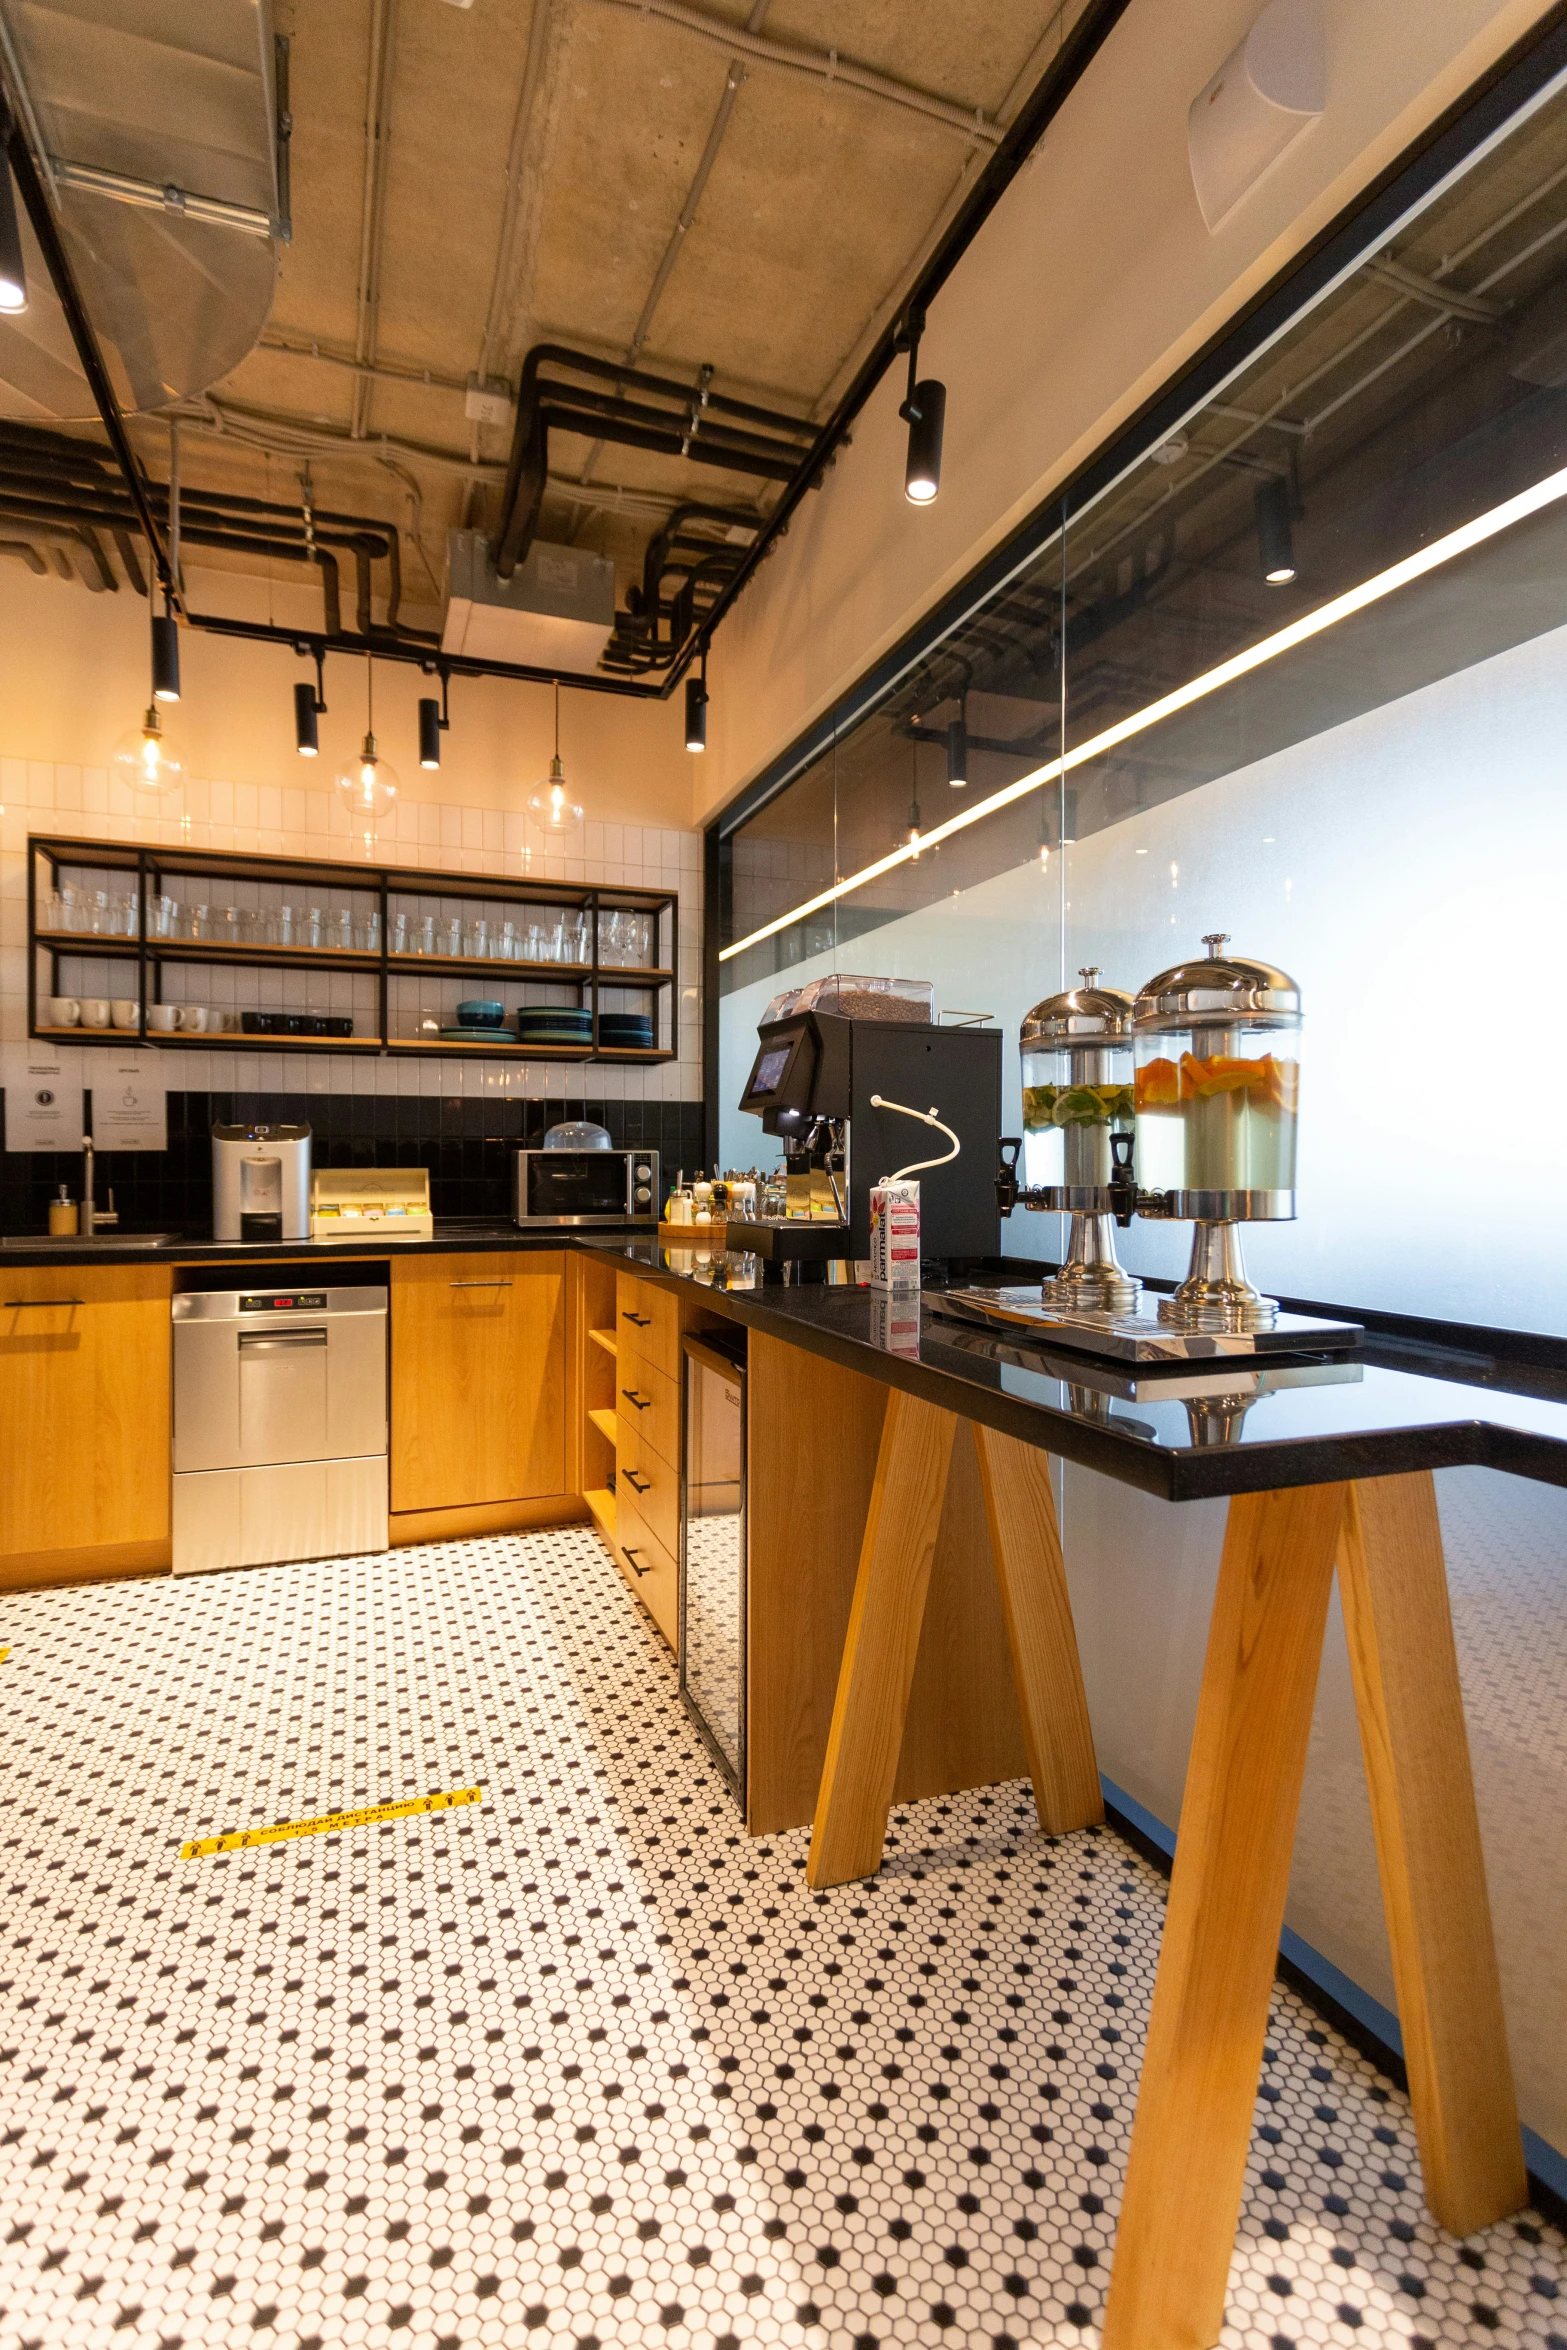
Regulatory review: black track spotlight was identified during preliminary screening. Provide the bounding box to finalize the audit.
[1255,474,1297,585]
[685,669,708,753]
[945,711,967,789]
[418,697,442,770]
[904,380,946,505]
[898,311,945,505]
[293,680,319,757]
[151,598,180,703]
[0,103,26,316]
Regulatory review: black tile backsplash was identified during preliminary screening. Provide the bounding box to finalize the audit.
[0,1091,707,1237]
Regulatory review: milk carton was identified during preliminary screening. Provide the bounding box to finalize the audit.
[869,1178,921,1292]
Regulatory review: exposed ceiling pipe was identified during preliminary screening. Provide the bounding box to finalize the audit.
[0,105,173,596]
[258,331,474,394]
[352,0,400,441]
[582,0,1003,147]
[494,342,811,577]
[672,0,1135,690]
[574,1,769,488]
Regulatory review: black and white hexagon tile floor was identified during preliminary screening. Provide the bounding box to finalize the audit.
[0,1526,1562,2350]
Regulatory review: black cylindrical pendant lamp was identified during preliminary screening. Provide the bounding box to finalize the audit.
[151,606,180,703]
[685,673,708,753]
[418,696,442,769]
[1255,475,1297,584]
[904,379,946,505]
[293,679,319,756]
[945,715,967,788]
[0,103,26,315]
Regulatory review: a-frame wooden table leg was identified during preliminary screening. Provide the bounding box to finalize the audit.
[1100,1481,1347,2350]
[972,1423,1103,1835]
[1339,1472,1526,2234]
[806,1388,959,1888]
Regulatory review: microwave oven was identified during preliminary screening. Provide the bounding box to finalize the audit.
[512,1148,659,1227]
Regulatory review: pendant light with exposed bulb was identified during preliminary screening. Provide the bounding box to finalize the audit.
[112,702,185,797]
[334,657,398,819]
[527,678,584,834]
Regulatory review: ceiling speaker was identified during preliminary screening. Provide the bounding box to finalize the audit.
[1189,0,1325,232]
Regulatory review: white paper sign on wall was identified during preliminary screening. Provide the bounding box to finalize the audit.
[1,1045,85,1153]
[89,1054,167,1152]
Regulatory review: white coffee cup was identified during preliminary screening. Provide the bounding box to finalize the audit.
[48,997,80,1027]
[178,1005,208,1034]
[111,999,139,1030]
[80,998,111,1028]
[147,1004,179,1033]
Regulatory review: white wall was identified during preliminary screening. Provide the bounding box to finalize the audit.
[699,0,1557,821]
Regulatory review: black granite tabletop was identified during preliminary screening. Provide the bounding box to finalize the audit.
[6,1217,1567,1501]
[583,1238,1567,1502]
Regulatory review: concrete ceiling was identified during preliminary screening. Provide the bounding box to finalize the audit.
[115,0,1081,639]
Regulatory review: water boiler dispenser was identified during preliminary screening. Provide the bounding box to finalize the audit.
[212,1122,313,1244]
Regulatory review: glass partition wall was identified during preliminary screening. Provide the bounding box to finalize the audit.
[715,45,1567,1335]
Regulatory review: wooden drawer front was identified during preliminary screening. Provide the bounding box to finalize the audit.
[616,1356,679,1475]
[618,1418,679,1561]
[616,1274,679,1382]
[616,1483,678,1646]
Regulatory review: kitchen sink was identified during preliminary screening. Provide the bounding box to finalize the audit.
[2,1232,183,1250]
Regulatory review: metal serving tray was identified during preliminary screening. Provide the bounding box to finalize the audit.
[930,1285,1362,1363]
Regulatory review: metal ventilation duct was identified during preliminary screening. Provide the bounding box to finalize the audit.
[0,0,286,421]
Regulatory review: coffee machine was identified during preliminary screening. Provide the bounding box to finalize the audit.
[735,1009,1000,1267]
[212,1122,312,1244]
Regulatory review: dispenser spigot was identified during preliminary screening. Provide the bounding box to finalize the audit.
[996,1137,1021,1217]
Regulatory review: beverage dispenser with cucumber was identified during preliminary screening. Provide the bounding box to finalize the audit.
[1009,968,1143,1315]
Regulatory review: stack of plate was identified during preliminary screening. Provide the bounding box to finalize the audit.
[599,1012,655,1050]
[515,1006,593,1049]
[439,998,509,1043]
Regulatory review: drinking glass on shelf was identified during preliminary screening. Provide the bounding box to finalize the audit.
[414,915,436,956]
[498,919,519,962]
[84,888,110,936]
[388,912,408,955]
[112,891,140,938]
[275,904,294,948]
[184,901,210,943]
[463,918,489,960]
[146,893,175,941]
[299,906,321,949]
[442,915,462,958]
[329,908,353,953]
[354,911,381,953]
[216,906,243,951]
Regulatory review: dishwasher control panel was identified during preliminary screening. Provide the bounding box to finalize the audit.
[240,1290,328,1312]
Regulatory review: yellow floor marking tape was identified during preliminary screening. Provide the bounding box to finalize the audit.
[0,1648,11,1663]
[181,1785,482,1860]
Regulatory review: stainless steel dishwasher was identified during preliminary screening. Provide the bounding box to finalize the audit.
[171,1283,389,1573]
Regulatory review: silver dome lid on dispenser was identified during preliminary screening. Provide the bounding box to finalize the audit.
[1020,968,1135,1049]
[1131,934,1300,1032]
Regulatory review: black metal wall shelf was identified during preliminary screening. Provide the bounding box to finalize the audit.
[27,835,680,1063]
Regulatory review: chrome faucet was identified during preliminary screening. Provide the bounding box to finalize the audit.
[81,1137,117,1237]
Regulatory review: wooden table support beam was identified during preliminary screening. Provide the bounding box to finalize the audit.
[1101,1474,1526,2350]
[1339,1472,1527,2236]
[807,1389,958,1889]
[972,1423,1103,1836]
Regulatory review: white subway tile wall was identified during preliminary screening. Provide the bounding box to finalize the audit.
[0,758,704,1101]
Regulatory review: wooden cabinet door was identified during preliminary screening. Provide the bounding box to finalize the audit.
[390,1253,566,1512]
[0,1265,172,1571]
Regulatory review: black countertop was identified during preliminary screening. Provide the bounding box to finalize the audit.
[579,1238,1567,1503]
[7,1220,1567,1502]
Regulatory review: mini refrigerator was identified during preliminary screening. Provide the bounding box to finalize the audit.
[680,1328,747,1796]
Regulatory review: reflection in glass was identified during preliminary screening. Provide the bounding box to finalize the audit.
[680,1335,747,1792]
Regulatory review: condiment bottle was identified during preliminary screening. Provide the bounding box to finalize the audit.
[692,1169,713,1222]
[665,1169,693,1226]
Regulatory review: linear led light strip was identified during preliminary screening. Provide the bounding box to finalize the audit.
[719,461,1567,962]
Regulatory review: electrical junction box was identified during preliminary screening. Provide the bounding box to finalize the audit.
[441,531,616,671]
[464,373,512,425]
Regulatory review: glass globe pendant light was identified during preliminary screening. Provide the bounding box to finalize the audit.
[334,656,398,821]
[112,702,185,798]
[527,679,584,835]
